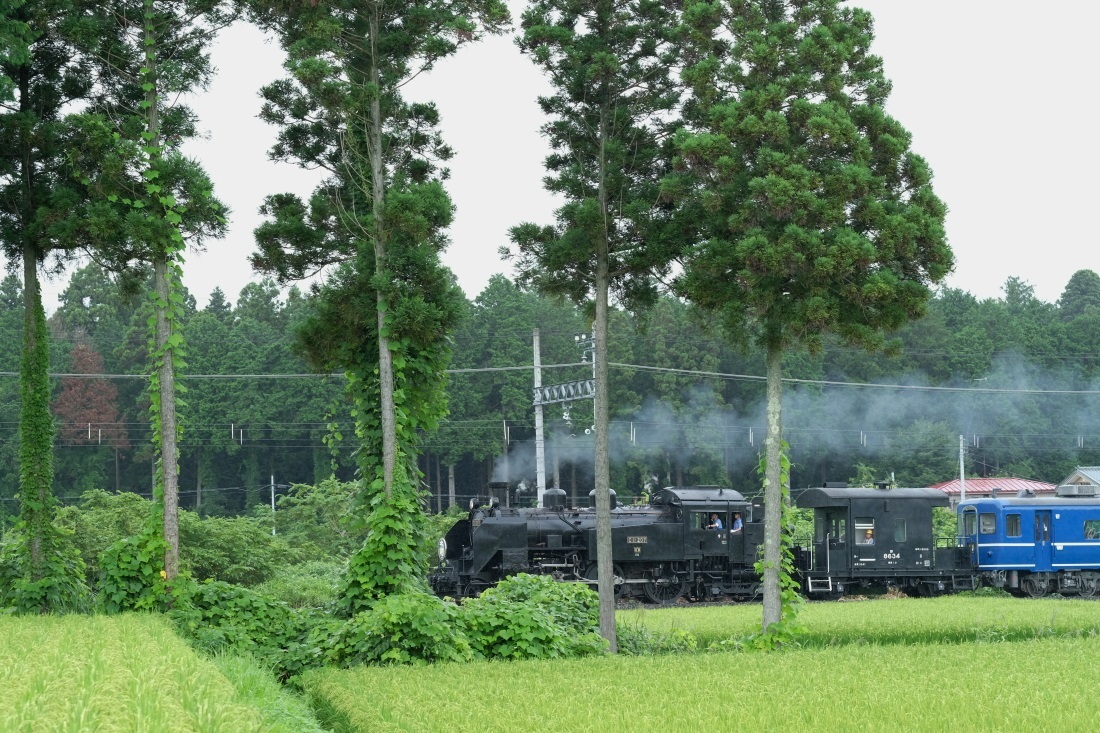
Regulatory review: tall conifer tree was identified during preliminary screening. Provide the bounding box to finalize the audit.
[668,0,952,631]
[507,0,680,650]
[247,0,507,610]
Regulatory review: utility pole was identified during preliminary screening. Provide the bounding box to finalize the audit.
[534,329,546,507]
[959,435,966,503]
[271,474,276,535]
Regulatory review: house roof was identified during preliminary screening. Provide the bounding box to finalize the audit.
[930,477,1056,496]
[1063,467,1100,485]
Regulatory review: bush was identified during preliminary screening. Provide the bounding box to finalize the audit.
[253,560,343,609]
[326,592,473,666]
[169,578,329,680]
[460,574,606,660]
[179,512,296,586]
[56,490,296,587]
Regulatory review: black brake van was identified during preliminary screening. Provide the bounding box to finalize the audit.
[795,484,975,598]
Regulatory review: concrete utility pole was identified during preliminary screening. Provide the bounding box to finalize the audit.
[959,435,966,503]
[534,329,546,507]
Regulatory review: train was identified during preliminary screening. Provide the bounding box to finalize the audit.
[428,482,1100,602]
[957,486,1100,598]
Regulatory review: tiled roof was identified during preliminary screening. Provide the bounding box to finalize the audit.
[930,477,1056,495]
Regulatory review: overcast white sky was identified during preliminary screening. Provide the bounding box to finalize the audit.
[33,1,1100,311]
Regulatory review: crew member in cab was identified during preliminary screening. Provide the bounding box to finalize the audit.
[705,513,724,530]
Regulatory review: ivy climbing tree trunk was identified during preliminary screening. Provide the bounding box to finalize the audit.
[143,1,181,579]
[762,344,783,630]
[18,240,53,582]
[367,14,398,501]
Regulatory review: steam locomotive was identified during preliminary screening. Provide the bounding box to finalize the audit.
[429,482,1100,602]
[430,485,764,603]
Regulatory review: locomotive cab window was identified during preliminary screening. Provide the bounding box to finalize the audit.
[694,512,725,530]
[979,513,996,535]
[855,518,875,545]
[1006,514,1022,538]
[1085,520,1100,540]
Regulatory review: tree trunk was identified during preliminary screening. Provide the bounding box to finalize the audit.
[447,463,456,509]
[20,244,51,580]
[195,447,202,514]
[154,255,180,579]
[592,92,616,652]
[17,58,53,582]
[142,0,178,580]
[368,10,398,501]
[761,344,784,631]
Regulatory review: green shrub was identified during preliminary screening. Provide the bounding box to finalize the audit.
[97,530,171,613]
[270,479,364,559]
[254,560,343,608]
[0,527,89,614]
[327,592,473,666]
[460,574,606,660]
[169,578,328,680]
[179,512,296,586]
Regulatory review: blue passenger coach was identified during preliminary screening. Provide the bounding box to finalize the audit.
[957,485,1100,598]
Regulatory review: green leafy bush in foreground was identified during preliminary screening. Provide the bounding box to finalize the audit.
[460,574,606,660]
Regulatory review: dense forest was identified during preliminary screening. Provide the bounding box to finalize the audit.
[3,263,1097,524]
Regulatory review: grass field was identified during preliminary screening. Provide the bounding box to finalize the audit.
[619,594,1100,647]
[304,596,1100,733]
[0,614,270,732]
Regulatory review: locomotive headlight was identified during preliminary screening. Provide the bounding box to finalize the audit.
[437,537,447,562]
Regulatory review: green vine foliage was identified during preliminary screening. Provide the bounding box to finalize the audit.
[2,292,89,612]
[298,221,465,615]
[0,527,89,614]
[97,527,172,613]
[749,441,805,650]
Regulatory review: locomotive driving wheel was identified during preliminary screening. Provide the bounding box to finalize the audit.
[582,562,626,599]
[643,572,688,605]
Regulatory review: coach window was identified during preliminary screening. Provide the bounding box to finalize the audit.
[894,518,907,543]
[814,515,826,543]
[1006,514,1022,538]
[855,518,875,545]
[963,512,977,536]
[1085,520,1100,540]
[979,513,996,535]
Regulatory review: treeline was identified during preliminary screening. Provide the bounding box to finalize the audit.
[3,264,1098,519]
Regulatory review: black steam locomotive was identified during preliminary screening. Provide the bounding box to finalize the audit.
[431,485,764,603]
[429,483,979,603]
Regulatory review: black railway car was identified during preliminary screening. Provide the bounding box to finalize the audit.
[430,485,765,603]
[794,485,976,598]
